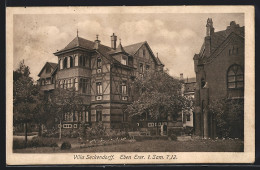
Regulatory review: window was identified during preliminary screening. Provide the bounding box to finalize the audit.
[96,82,102,95]
[80,78,88,94]
[123,112,128,122]
[146,65,150,70]
[121,81,127,95]
[63,124,72,128]
[70,56,73,67]
[139,63,144,73]
[227,64,244,89]
[128,57,133,66]
[97,57,102,68]
[121,56,127,65]
[143,49,146,57]
[187,113,191,121]
[67,79,72,88]
[59,59,63,70]
[85,111,89,122]
[79,56,83,66]
[46,65,51,73]
[96,110,102,122]
[64,80,67,89]
[63,57,67,69]
[74,78,78,91]
[201,78,206,88]
[229,46,239,55]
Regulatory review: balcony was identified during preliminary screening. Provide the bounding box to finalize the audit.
[40,84,55,91]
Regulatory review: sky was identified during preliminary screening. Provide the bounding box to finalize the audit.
[13,13,244,81]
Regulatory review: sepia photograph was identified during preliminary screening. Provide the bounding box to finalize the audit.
[6,6,255,165]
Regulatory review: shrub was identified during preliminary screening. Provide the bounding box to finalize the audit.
[28,137,42,147]
[13,140,26,149]
[169,134,177,141]
[61,141,71,150]
[168,128,183,136]
[42,130,59,138]
[209,98,244,139]
[27,137,58,148]
[70,130,79,138]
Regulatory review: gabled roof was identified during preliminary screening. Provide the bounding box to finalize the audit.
[109,42,127,55]
[198,23,244,61]
[54,36,164,68]
[124,42,146,56]
[204,32,244,64]
[54,36,112,55]
[38,62,58,77]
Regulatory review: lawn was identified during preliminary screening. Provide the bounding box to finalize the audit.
[13,138,243,153]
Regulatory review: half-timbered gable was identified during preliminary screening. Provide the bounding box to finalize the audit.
[38,62,57,91]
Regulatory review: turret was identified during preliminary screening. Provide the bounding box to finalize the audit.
[206,18,215,36]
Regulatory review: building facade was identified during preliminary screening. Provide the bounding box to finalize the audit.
[193,19,244,138]
[181,74,196,129]
[38,33,164,129]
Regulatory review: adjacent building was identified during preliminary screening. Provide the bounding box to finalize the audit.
[193,19,244,138]
[181,74,196,129]
[38,33,164,129]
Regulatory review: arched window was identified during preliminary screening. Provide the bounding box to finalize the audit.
[59,59,63,70]
[227,64,244,89]
[201,78,206,88]
[63,57,67,69]
[70,56,73,67]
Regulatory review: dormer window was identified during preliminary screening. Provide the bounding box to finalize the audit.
[97,57,102,68]
[121,56,127,65]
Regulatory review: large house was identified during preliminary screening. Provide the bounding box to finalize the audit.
[38,33,164,129]
[193,19,244,139]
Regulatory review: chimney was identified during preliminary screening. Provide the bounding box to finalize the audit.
[111,33,117,50]
[95,34,101,44]
[180,73,183,80]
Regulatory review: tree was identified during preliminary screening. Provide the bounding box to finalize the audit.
[126,70,190,134]
[48,87,85,139]
[33,91,53,136]
[208,98,244,138]
[13,60,39,146]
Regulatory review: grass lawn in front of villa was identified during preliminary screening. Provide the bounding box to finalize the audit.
[13,138,243,153]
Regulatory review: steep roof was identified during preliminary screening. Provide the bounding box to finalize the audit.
[123,42,145,56]
[56,36,112,54]
[48,62,58,69]
[38,62,58,77]
[198,21,244,60]
[54,36,163,67]
[111,42,127,55]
